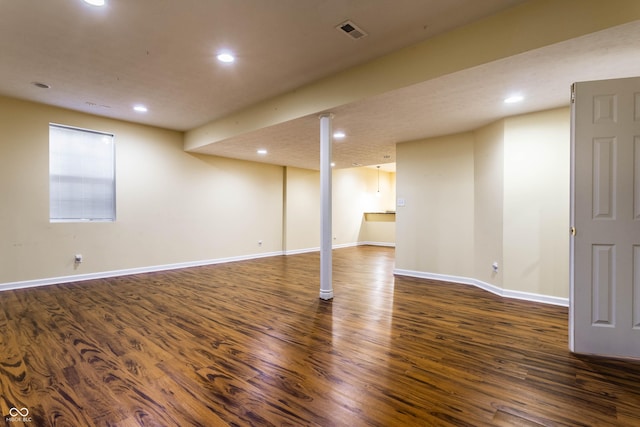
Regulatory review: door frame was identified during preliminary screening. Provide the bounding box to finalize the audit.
[569,83,577,352]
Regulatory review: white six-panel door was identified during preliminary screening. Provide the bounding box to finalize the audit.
[571,77,640,359]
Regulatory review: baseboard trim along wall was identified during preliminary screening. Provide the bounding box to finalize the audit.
[283,243,354,256]
[393,268,569,307]
[1,247,566,308]
[284,247,321,256]
[0,251,284,292]
[2,243,397,293]
[359,241,396,248]
[283,241,394,256]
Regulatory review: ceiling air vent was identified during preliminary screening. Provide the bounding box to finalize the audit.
[336,20,368,40]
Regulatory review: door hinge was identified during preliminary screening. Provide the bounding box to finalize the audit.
[570,83,576,104]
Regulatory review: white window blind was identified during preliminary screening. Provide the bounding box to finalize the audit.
[49,124,115,222]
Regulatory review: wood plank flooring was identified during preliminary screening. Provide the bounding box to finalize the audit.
[1,246,640,426]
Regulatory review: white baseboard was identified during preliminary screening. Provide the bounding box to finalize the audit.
[285,241,394,255]
[359,241,396,248]
[393,268,569,307]
[333,242,361,250]
[284,247,320,256]
[1,243,397,292]
[0,251,284,292]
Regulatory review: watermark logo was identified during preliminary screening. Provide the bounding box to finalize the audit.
[6,407,32,423]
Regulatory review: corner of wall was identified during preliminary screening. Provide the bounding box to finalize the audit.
[396,108,570,303]
[473,119,505,288]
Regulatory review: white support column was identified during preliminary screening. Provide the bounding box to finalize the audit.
[319,113,334,300]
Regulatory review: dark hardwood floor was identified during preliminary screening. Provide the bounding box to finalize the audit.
[1,246,640,426]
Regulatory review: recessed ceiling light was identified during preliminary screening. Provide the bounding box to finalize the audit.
[217,52,235,63]
[333,131,346,139]
[504,95,524,104]
[257,149,267,155]
[133,105,148,113]
[84,0,106,6]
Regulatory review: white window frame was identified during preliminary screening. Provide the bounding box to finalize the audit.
[49,123,116,222]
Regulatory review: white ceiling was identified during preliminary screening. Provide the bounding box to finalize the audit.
[2,1,640,171]
[198,19,640,170]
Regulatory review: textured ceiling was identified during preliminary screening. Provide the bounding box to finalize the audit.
[0,0,524,131]
[193,20,640,170]
[1,1,639,171]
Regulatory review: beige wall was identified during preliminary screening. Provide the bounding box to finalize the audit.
[0,96,284,285]
[396,133,475,277]
[1,96,396,286]
[503,108,570,297]
[284,167,320,252]
[284,166,396,253]
[0,93,569,301]
[359,213,396,246]
[333,167,395,247]
[396,107,570,300]
[474,120,505,287]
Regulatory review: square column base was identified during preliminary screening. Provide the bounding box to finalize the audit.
[319,290,334,300]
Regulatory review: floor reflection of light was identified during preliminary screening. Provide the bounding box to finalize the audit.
[270,247,399,422]
[322,257,396,414]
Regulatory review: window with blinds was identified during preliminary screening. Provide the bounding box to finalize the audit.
[49,124,116,222]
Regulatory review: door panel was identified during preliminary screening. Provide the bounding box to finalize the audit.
[571,77,640,359]
[634,245,640,328]
[592,137,616,219]
[635,137,640,219]
[591,244,614,326]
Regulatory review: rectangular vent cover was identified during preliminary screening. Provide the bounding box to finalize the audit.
[336,20,368,40]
